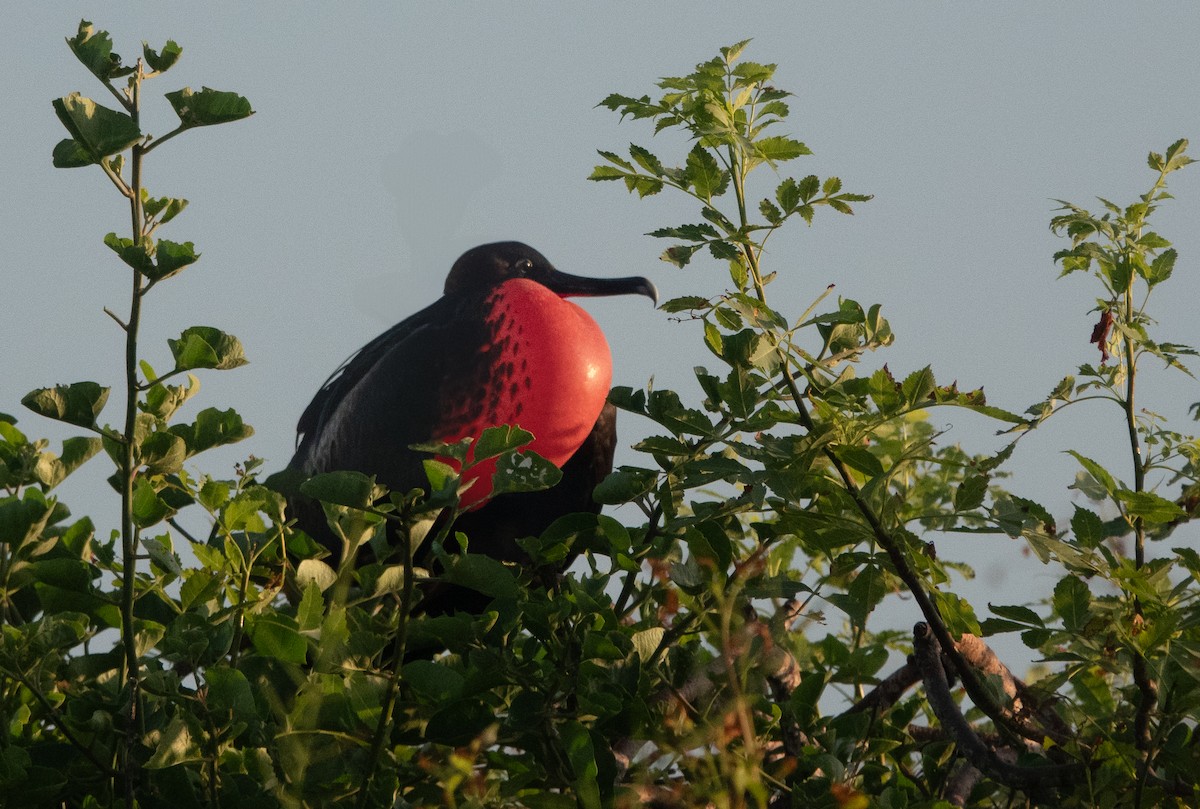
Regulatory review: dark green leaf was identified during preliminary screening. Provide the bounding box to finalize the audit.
[1052,576,1091,631]
[142,39,182,73]
[1115,490,1186,525]
[52,93,141,159]
[247,613,307,664]
[169,407,253,456]
[147,239,200,281]
[299,470,380,509]
[955,474,989,512]
[659,295,710,313]
[1070,506,1105,548]
[103,232,155,276]
[686,144,728,198]
[138,430,186,474]
[132,478,174,528]
[440,552,517,600]
[164,87,254,128]
[66,21,131,81]
[51,138,96,168]
[1065,450,1117,498]
[22,382,109,429]
[491,449,562,495]
[561,721,602,809]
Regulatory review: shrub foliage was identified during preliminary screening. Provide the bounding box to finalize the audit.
[3,23,1199,809]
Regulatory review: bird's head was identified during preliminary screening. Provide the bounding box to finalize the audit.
[444,241,658,304]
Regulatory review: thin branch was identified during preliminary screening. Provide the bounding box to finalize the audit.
[913,622,1086,793]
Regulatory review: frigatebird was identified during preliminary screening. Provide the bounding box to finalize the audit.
[288,242,656,611]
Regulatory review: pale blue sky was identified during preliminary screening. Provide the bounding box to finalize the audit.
[4,5,1199,637]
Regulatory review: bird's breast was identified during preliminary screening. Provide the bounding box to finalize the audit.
[435,278,614,508]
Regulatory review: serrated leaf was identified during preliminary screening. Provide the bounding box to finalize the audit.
[628,143,664,177]
[52,93,141,159]
[776,178,800,212]
[754,136,810,164]
[955,474,989,512]
[686,144,728,199]
[22,383,109,429]
[1065,451,1117,498]
[759,198,783,224]
[164,87,254,128]
[1115,490,1187,525]
[659,295,710,313]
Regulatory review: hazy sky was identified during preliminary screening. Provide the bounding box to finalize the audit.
[4,5,1199,642]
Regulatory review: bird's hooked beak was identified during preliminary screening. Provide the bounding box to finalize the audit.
[544,269,658,306]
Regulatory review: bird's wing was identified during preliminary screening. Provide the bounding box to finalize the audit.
[290,295,476,494]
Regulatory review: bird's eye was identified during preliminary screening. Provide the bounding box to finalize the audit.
[513,258,533,276]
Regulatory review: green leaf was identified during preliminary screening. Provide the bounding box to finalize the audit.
[439,552,517,600]
[686,144,728,199]
[66,21,131,81]
[1115,490,1187,525]
[51,138,96,168]
[1070,506,1106,548]
[659,295,710,313]
[774,181,803,220]
[169,407,253,456]
[168,326,248,371]
[299,470,382,509]
[22,382,109,429]
[142,193,189,225]
[142,39,182,73]
[164,87,254,128]
[955,474,989,512]
[561,721,602,809]
[1053,576,1091,631]
[52,93,141,160]
[1065,450,1117,498]
[145,716,203,769]
[491,450,562,495]
[132,478,175,528]
[754,136,810,164]
[1145,248,1177,287]
[138,430,186,474]
[142,533,182,575]
[33,436,102,489]
[204,667,257,719]
[247,613,307,664]
[628,143,664,176]
[147,239,200,281]
[103,232,155,276]
[473,425,535,461]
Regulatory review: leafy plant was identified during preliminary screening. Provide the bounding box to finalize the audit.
[5,24,1200,809]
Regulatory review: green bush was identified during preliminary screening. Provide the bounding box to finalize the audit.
[3,23,1198,809]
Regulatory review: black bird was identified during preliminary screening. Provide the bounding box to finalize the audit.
[288,242,656,611]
